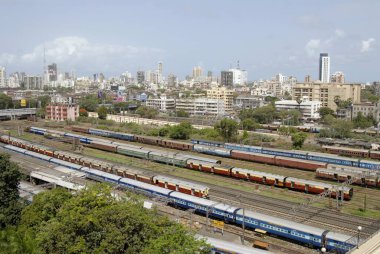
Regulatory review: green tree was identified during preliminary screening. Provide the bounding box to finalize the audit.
[240,118,260,131]
[79,108,88,117]
[251,105,277,124]
[0,94,14,109]
[97,106,108,120]
[21,184,208,253]
[176,110,190,118]
[291,132,308,149]
[214,118,239,141]
[0,153,24,228]
[79,95,100,112]
[323,114,336,125]
[136,106,159,119]
[318,107,335,119]
[281,110,302,126]
[353,112,376,129]
[169,122,192,140]
[113,102,129,114]
[361,89,380,103]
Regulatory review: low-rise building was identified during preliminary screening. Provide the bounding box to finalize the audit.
[207,87,234,112]
[45,103,79,121]
[275,99,322,119]
[176,98,225,116]
[292,82,361,111]
[146,95,175,112]
[234,95,266,109]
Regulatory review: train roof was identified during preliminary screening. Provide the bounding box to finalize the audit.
[238,209,326,236]
[178,154,221,164]
[49,158,83,170]
[24,150,52,161]
[231,150,275,158]
[4,144,26,153]
[152,175,209,190]
[111,141,142,149]
[231,167,285,179]
[197,235,273,254]
[225,143,262,150]
[323,145,369,153]
[117,146,150,153]
[276,156,326,165]
[169,191,218,207]
[119,177,172,195]
[191,139,225,145]
[325,231,355,243]
[286,177,349,190]
[80,167,122,181]
[30,126,47,131]
[359,159,380,165]
[54,151,84,159]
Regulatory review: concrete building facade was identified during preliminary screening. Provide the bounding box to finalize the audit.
[23,76,43,90]
[220,71,233,87]
[176,98,225,116]
[275,99,322,119]
[234,95,266,109]
[146,95,175,112]
[207,87,234,112]
[45,104,79,121]
[292,83,361,111]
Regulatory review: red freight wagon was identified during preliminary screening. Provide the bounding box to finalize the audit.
[231,150,276,164]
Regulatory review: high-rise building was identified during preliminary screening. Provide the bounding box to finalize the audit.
[331,71,345,84]
[319,53,330,83]
[167,74,177,87]
[137,71,145,84]
[0,67,6,87]
[220,71,233,87]
[48,63,58,82]
[23,76,43,90]
[207,71,213,77]
[158,62,163,75]
[192,66,203,79]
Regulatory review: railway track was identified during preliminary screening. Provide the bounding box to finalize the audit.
[2,132,379,237]
[209,186,378,237]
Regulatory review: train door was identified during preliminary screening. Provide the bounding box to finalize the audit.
[211,166,214,173]
[165,182,168,189]
[274,178,279,186]
[305,184,309,193]
[191,188,194,195]
[262,176,266,184]
[176,184,179,191]
[247,173,250,180]
[291,181,294,188]
[334,173,338,180]
[361,177,366,185]
[199,164,202,171]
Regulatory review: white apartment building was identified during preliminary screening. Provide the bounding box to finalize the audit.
[275,99,322,119]
[146,95,175,112]
[176,98,225,116]
[0,67,6,87]
[319,53,330,83]
[229,68,248,86]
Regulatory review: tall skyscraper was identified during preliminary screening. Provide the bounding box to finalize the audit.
[48,63,58,82]
[319,53,330,83]
[137,71,145,84]
[220,71,233,87]
[158,62,163,75]
[192,66,203,79]
[0,67,6,87]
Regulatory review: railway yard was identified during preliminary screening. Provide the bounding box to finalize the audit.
[1,120,380,253]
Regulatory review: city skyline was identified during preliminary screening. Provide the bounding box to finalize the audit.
[0,0,378,82]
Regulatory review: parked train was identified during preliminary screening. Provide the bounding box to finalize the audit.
[65,126,380,170]
[193,139,380,170]
[4,144,356,253]
[25,127,354,200]
[322,145,380,160]
[0,135,209,198]
[316,165,380,188]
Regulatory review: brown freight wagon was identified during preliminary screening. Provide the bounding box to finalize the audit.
[161,139,193,150]
[231,150,276,164]
[87,141,117,152]
[275,156,326,171]
[71,126,90,134]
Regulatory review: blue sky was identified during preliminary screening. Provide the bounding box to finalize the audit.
[0,0,378,82]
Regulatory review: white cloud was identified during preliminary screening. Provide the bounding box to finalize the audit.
[335,29,346,38]
[0,36,163,73]
[361,38,375,52]
[305,39,321,57]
